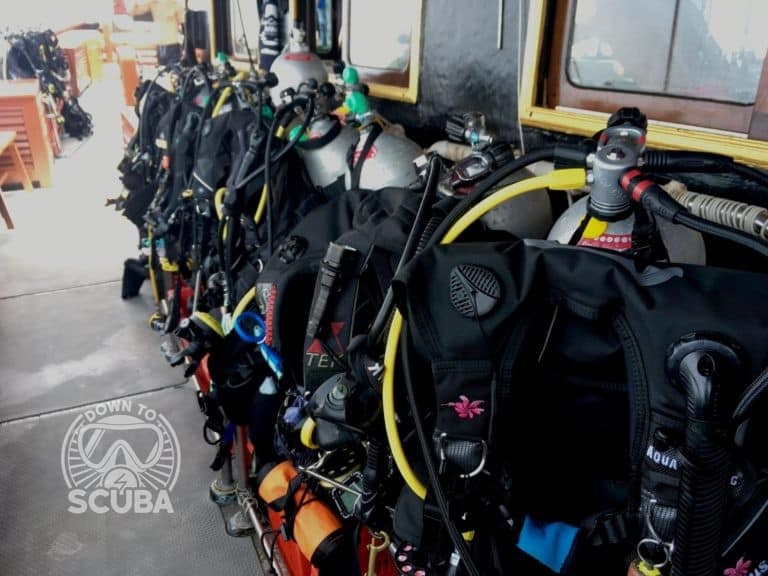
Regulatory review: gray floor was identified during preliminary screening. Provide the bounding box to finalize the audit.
[0,65,262,575]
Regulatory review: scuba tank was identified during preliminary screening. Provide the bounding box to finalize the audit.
[347,122,423,190]
[299,113,358,191]
[548,195,705,264]
[269,28,357,194]
[342,67,423,190]
[270,27,329,102]
[293,82,359,194]
[547,107,706,264]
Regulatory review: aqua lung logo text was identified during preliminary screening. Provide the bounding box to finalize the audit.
[645,445,679,471]
[61,400,180,514]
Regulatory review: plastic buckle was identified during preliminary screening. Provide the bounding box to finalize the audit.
[460,440,488,479]
[437,433,488,479]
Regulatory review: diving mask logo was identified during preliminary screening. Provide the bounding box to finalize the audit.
[61,400,180,514]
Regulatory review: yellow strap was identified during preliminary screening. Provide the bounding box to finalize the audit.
[214,187,226,220]
[214,187,230,240]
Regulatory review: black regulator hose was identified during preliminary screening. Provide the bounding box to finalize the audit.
[643,150,768,189]
[621,170,768,259]
[367,155,442,347]
[401,327,481,576]
[265,103,301,256]
[235,95,315,191]
[733,365,768,422]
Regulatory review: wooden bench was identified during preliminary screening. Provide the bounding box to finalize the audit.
[0,131,34,229]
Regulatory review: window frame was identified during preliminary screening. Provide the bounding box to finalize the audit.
[340,0,422,103]
[520,0,768,167]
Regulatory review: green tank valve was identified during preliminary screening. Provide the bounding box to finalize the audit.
[289,125,309,142]
[345,91,369,115]
[342,66,359,85]
[216,52,229,63]
[261,105,274,120]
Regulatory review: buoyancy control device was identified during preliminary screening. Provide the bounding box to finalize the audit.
[380,109,768,576]
[4,29,93,139]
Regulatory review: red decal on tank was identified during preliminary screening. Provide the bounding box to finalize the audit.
[578,233,632,251]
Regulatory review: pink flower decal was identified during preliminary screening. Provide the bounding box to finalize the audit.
[724,557,752,576]
[443,395,485,419]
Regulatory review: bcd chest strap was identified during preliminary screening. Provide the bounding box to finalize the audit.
[431,359,494,479]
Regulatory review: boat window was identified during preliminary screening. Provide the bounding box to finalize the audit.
[567,0,768,105]
[348,0,414,71]
[228,0,260,61]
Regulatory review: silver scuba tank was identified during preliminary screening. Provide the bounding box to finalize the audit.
[299,114,359,189]
[345,124,423,190]
[481,169,553,240]
[548,196,706,264]
[270,28,328,101]
[339,68,422,190]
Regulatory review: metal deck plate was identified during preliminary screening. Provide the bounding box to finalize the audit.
[0,283,185,422]
[0,384,263,576]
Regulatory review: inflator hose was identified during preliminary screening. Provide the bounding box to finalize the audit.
[382,169,588,501]
[212,71,247,118]
[667,337,741,576]
[264,97,315,255]
[367,155,442,346]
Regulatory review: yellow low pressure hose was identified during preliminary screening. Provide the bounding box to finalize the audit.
[214,187,226,219]
[254,125,286,224]
[383,168,587,499]
[212,72,247,118]
[232,286,256,321]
